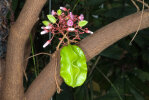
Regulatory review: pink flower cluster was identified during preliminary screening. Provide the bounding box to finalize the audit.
[41,7,93,48]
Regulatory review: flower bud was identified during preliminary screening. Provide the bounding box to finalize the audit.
[60,7,67,11]
[52,10,56,15]
[41,26,52,30]
[43,40,51,48]
[70,12,74,20]
[78,14,84,21]
[67,28,75,31]
[85,30,93,34]
[41,30,48,35]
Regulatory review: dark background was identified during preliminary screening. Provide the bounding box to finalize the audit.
[1,0,149,100]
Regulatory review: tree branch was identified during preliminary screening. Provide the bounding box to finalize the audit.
[25,10,149,100]
[1,0,47,100]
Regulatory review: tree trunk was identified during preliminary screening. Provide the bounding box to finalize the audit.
[1,0,47,100]
[0,0,10,98]
[1,0,149,99]
[0,59,5,98]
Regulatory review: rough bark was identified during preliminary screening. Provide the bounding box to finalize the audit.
[1,0,149,99]
[25,10,149,100]
[0,0,10,98]
[1,0,47,100]
[25,51,62,100]
[0,59,5,98]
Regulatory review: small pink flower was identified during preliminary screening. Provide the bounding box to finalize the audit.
[67,20,73,26]
[41,7,93,48]
[46,26,52,29]
[59,38,62,40]
[52,10,56,15]
[78,14,84,21]
[67,28,75,31]
[70,12,74,20]
[85,30,93,34]
[43,40,51,48]
[41,26,52,30]
[60,7,67,11]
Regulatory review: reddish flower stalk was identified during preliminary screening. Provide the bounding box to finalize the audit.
[41,7,93,49]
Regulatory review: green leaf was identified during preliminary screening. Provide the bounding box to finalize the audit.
[133,68,149,82]
[57,9,62,16]
[130,88,144,100]
[129,75,149,96]
[78,20,88,27]
[100,45,124,60]
[12,0,18,12]
[47,15,56,23]
[42,21,50,26]
[60,44,87,88]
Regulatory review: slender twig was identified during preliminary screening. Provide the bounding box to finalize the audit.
[26,51,61,93]
[137,0,149,8]
[55,32,70,93]
[131,0,140,11]
[72,0,80,12]
[66,35,70,44]
[25,52,51,81]
[26,52,51,60]
[22,66,28,82]
[96,67,123,100]
[129,0,144,45]
[88,56,101,76]
[54,52,61,93]
[56,32,69,50]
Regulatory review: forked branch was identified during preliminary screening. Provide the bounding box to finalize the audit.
[25,9,149,100]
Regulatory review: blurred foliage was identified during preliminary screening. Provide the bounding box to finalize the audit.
[10,0,149,100]
[0,0,10,58]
